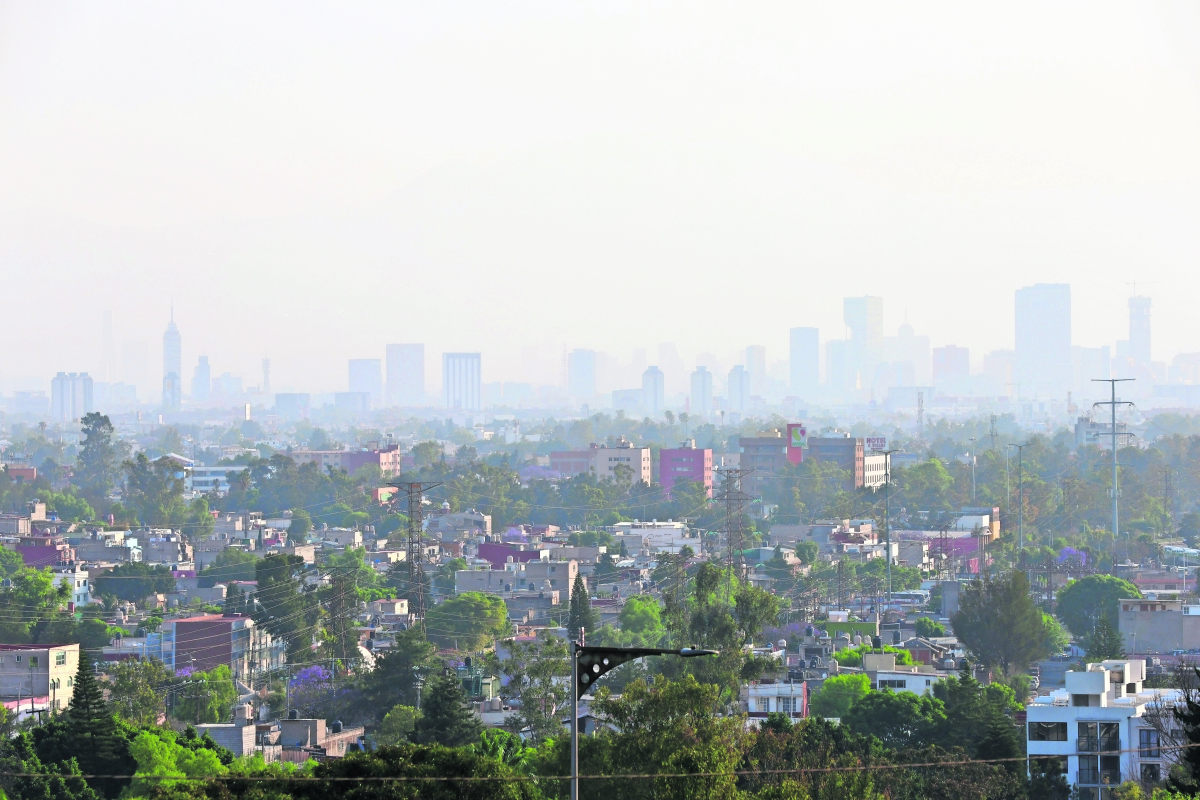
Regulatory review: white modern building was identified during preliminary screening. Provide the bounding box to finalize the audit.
[443,352,482,411]
[50,372,93,422]
[1026,660,1171,794]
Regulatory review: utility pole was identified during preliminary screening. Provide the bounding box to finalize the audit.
[391,481,443,633]
[880,448,902,607]
[716,467,751,581]
[1093,378,1135,571]
[968,436,977,503]
[1007,443,1029,552]
[989,414,998,451]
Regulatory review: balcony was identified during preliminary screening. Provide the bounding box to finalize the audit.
[1078,737,1099,753]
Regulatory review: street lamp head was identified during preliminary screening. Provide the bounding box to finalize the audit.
[677,647,720,658]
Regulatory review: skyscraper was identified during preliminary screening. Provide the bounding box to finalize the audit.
[789,327,819,397]
[843,296,884,393]
[348,359,383,407]
[443,352,482,410]
[1014,283,1072,397]
[1129,296,1151,367]
[727,365,749,413]
[690,366,713,417]
[642,366,665,416]
[51,372,93,422]
[162,312,182,412]
[386,344,425,406]
[568,349,597,399]
[192,356,211,403]
[745,345,767,395]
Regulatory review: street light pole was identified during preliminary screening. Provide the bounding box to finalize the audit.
[880,448,902,608]
[569,643,718,800]
[1007,443,1028,554]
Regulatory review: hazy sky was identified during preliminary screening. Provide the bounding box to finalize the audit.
[3,2,1200,393]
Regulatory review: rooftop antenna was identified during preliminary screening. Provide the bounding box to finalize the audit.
[1093,378,1135,570]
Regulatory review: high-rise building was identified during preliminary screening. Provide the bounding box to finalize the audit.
[348,359,383,408]
[50,372,93,422]
[982,350,1015,397]
[192,357,211,403]
[789,327,819,397]
[568,349,597,399]
[1129,296,1151,367]
[690,366,713,417]
[162,312,182,412]
[727,365,750,413]
[386,344,425,406]
[932,345,970,384]
[745,345,767,395]
[883,323,932,386]
[844,296,884,392]
[642,366,665,416]
[1015,284,1072,397]
[443,353,482,410]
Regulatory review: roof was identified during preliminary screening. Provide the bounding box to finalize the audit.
[0,643,76,650]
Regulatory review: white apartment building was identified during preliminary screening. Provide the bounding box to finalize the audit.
[611,520,697,555]
[1026,660,1172,794]
[52,566,91,606]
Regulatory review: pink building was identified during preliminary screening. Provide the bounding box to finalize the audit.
[658,444,713,498]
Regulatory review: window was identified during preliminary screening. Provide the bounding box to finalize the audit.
[1078,755,1099,785]
[55,652,65,666]
[1141,764,1161,783]
[1073,694,1091,707]
[1100,755,1121,784]
[878,679,906,690]
[1028,722,1068,742]
[14,656,21,663]
[1140,729,1160,758]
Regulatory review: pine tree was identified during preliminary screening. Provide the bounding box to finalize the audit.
[32,655,135,798]
[409,670,483,747]
[1171,667,1200,794]
[567,573,599,643]
[1084,614,1126,662]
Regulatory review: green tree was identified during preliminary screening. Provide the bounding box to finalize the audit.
[122,453,187,525]
[618,594,665,646]
[126,728,229,797]
[32,655,136,798]
[504,630,571,744]
[914,616,946,638]
[842,689,947,749]
[952,570,1052,675]
[288,508,313,543]
[409,671,483,747]
[74,412,123,506]
[254,554,320,661]
[794,541,819,565]
[808,673,870,719]
[1170,667,1200,794]
[198,547,259,586]
[107,657,176,726]
[424,592,510,650]
[93,562,175,603]
[930,674,1023,759]
[1085,614,1126,662]
[0,732,102,800]
[1056,574,1142,636]
[172,665,238,725]
[567,573,600,642]
[352,629,438,721]
[374,704,421,746]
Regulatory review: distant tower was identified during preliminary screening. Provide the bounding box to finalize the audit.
[162,309,182,412]
[191,356,211,403]
[642,366,665,416]
[262,358,272,395]
[1129,296,1151,367]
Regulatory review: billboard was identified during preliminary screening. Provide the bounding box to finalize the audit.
[787,423,806,465]
[865,435,887,454]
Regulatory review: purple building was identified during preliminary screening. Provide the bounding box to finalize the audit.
[658,443,713,498]
[476,542,549,570]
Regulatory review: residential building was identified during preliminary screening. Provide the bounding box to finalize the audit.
[806,434,865,489]
[50,372,93,422]
[789,327,819,398]
[742,680,807,721]
[1015,283,1072,398]
[932,346,969,385]
[52,565,91,606]
[386,343,425,406]
[187,465,246,495]
[159,614,285,680]
[348,359,383,408]
[1025,660,1168,792]
[0,643,80,710]
[642,366,664,416]
[1075,416,1131,450]
[739,431,788,498]
[191,357,212,403]
[334,392,369,413]
[863,453,887,489]
[982,349,1015,397]
[443,353,482,411]
[1118,598,1200,654]
[659,442,713,498]
[288,444,402,476]
[162,313,182,412]
[427,509,492,541]
[863,653,942,695]
[690,367,713,417]
[568,349,596,399]
[455,560,578,596]
[549,439,651,485]
[611,520,698,554]
[475,543,547,570]
[727,365,750,414]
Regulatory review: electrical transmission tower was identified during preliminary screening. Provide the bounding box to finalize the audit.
[716,467,752,580]
[1093,378,1135,571]
[391,481,442,633]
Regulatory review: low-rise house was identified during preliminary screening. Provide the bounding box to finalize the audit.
[742,679,808,721]
[0,643,79,711]
[862,653,943,695]
[1026,659,1170,793]
[159,613,284,680]
[455,560,578,596]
